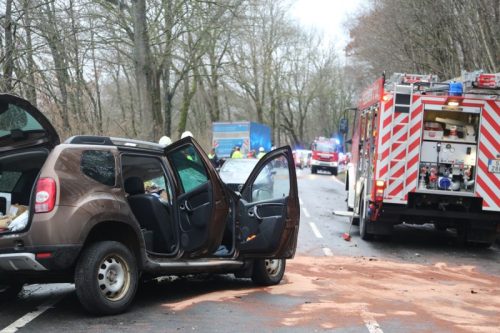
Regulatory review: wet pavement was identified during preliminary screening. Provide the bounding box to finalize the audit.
[1,168,499,332]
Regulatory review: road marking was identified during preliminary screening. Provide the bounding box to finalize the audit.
[1,296,63,333]
[302,207,311,218]
[299,198,304,205]
[308,222,323,239]
[322,247,333,256]
[360,308,384,333]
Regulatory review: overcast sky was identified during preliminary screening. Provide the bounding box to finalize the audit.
[290,0,364,52]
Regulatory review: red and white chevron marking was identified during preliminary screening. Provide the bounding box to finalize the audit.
[375,94,499,210]
[375,97,393,182]
[476,100,500,212]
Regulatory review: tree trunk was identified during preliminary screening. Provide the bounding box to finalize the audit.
[23,0,37,105]
[2,0,14,92]
[178,72,197,138]
[133,0,154,140]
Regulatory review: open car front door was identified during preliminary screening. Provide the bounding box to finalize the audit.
[165,137,229,257]
[237,146,300,258]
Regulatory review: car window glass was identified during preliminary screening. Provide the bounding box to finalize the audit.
[250,155,290,202]
[168,145,208,193]
[0,171,22,192]
[121,155,172,203]
[80,150,115,186]
[0,103,42,138]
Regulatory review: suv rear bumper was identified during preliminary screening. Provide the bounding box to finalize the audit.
[0,253,47,271]
[0,245,81,271]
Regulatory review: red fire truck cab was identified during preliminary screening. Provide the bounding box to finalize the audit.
[346,72,500,246]
[310,137,341,175]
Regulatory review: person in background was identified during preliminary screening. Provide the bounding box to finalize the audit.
[181,131,193,139]
[208,148,218,167]
[257,147,266,159]
[158,136,172,147]
[231,146,243,159]
[247,149,256,158]
[146,183,169,206]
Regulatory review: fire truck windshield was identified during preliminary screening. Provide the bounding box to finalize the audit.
[314,142,337,153]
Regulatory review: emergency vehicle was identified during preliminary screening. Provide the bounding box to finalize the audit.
[310,137,342,175]
[346,71,500,246]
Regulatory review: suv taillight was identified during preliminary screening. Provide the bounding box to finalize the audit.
[35,178,56,213]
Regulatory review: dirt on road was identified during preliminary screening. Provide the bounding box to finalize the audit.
[166,255,500,332]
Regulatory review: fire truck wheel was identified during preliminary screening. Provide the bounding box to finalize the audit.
[331,167,338,176]
[311,166,317,174]
[359,194,373,240]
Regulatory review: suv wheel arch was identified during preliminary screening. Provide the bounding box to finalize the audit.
[81,221,144,269]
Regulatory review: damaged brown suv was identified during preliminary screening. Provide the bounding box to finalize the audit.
[0,94,300,315]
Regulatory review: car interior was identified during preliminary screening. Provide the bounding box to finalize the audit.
[121,154,177,255]
[0,150,48,212]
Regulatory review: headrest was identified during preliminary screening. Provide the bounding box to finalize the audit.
[124,177,144,195]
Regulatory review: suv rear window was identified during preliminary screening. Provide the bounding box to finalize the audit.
[0,104,43,138]
[80,150,115,186]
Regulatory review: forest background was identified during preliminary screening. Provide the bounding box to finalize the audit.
[0,0,498,149]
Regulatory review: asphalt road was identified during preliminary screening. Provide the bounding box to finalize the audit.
[1,168,499,332]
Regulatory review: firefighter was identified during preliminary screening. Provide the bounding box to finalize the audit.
[208,148,218,167]
[231,146,243,159]
[158,136,172,147]
[257,147,266,159]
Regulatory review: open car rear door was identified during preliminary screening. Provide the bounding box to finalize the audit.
[237,146,300,258]
[0,94,60,153]
[165,137,229,257]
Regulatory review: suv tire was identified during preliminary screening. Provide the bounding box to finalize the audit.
[75,241,138,315]
[251,258,286,286]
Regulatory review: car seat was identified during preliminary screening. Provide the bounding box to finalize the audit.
[124,176,175,253]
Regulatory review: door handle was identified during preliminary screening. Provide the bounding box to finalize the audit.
[184,200,193,213]
[248,205,263,220]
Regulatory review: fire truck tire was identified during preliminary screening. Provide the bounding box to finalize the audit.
[359,194,372,240]
[331,167,338,176]
[311,166,317,174]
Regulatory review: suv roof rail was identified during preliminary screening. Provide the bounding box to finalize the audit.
[65,136,114,145]
[65,135,165,151]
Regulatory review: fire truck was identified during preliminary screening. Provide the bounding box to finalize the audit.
[310,137,342,175]
[346,71,500,246]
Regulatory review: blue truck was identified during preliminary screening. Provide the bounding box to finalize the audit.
[212,121,272,158]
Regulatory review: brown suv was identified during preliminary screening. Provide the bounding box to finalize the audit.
[0,94,300,315]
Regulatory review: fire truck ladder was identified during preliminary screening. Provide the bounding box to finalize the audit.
[387,84,414,201]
